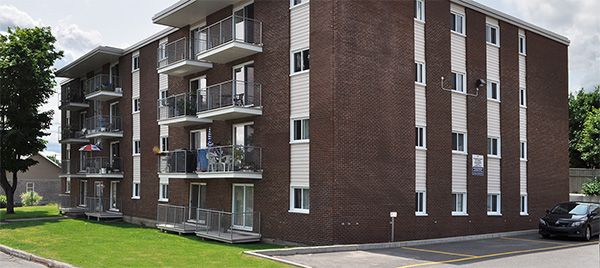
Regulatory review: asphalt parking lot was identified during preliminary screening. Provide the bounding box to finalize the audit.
[279,233,599,267]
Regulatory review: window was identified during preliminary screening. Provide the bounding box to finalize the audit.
[487,81,499,101]
[291,49,310,74]
[452,132,466,153]
[159,183,168,202]
[290,0,307,7]
[415,62,426,84]
[520,142,527,160]
[132,54,140,71]
[520,88,527,107]
[487,137,500,157]
[452,72,465,93]
[415,192,426,215]
[132,183,140,199]
[133,98,140,112]
[290,187,310,213]
[487,194,501,215]
[520,194,528,215]
[133,140,140,155]
[65,178,71,193]
[452,193,467,215]
[486,25,499,46]
[26,182,34,193]
[291,118,309,142]
[415,0,425,21]
[158,43,167,60]
[159,90,168,107]
[451,13,465,34]
[161,137,169,152]
[519,35,526,55]
[416,127,426,148]
[79,180,87,206]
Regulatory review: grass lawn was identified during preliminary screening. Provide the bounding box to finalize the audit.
[0,204,60,221]
[0,219,287,267]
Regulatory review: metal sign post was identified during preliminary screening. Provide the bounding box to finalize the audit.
[390,212,397,242]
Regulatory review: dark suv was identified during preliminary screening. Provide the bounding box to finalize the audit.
[539,202,600,241]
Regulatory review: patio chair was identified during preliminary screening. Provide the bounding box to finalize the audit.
[207,153,219,172]
[220,155,233,172]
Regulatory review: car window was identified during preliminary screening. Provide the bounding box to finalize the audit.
[590,205,600,214]
[550,203,589,215]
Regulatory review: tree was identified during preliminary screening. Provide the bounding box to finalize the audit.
[46,154,60,165]
[0,27,62,213]
[577,108,600,168]
[568,87,600,168]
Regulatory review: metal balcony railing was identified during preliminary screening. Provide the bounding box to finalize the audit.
[85,196,122,213]
[58,194,72,209]
[195,208,261,242]
[61,160,77,175]
[157,37,199,69]
[197,80,262,112]
[158,146,262,174]
[80,157,123,175]
[158,150,197,174]
[84,115,122,134]
[84,74,121,95]
[61,128,86,141]
[157,93,198,121]
[195,15,262,55]
[156,204,203,233]
[60,87,86,104]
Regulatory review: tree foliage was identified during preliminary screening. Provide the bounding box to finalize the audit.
[0,27,63,213]
[569,87,600,168]
[581,177,600,196]
[20,191,43,206]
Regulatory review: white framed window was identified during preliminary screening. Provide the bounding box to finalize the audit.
[452,132,466,153]
[132,54,140,72]
[415,62,426,85]
[452,193,467,215]
[159,90,168,107]
[520,194,528,215]
[452,72,466,93]
[487,194,501,215]
[133,140,140,155]
[416,126,426,149]
[487,81,500,101]
[26,182,34,192]
[159,183,169,202]
[133,98,140,113]
[486,24,500,46]
[132,182,140,199]
[291,118,310,143]
[451,12,465,34]
[65,177,71,193]
[487,137,500,157]
[415,0,425,22]
[160,137,169,152]
[416,191,427,215]
[520,88,527,107]
[519,35,526,55]
[290,187,310,213]
[290,0,308,7]
[158,43,167,61]
[291,49,310,74]
[520,141,527,160]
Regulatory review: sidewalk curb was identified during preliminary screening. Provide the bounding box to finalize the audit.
[0,244,76,268]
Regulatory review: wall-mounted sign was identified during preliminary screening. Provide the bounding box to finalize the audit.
[472,154,484,176]
[390,212,397,218]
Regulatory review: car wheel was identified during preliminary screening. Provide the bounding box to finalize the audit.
[583,226,592,241]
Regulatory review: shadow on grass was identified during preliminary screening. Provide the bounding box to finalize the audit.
[0,204,60,220]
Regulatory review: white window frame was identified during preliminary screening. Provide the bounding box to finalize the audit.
[415,0,425,22]
[487,193,502,216]
[520,194,528,215]
[290,117,310,144]
[132,54,140,72]
[452,72,466,93]
[520,141,527,160]
[452,132,467,154]
[159,183,169,202]
[290,48,310,75]
[289,187,310,214]
[26,182,34,193]
[519,34,526,55]
[290,0,309,8]
[451,12,465,35]
[452,193,467,216]
[133,140,140,156]
[487,137,500,157]
[132,98,140,113]
[486,24,500,46]
[158,42,167,61]
[79,180,88,206]
[415,62,426,85]
[487,81,500,101]
[132,182,140,199]
[160,136,169,153]
[520,88,527,107]
[65,177,71,194]
[415,191,427,216]
[416,126,426,149]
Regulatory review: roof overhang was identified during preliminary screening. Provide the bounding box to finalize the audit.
[152,0,237,28]
[56,46,124,78]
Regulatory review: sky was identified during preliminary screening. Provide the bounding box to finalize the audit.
[0,0,598,158]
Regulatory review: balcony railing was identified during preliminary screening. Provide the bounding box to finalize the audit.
[157,93,198,121]
[80,157,123,175]
[156,204,203,233]
[158,37,192,68]
[85,197,122,214]
[195,208,261,243]
[158,150,197,174]
[197,80,262,112]
[84,74,121,96]
[61,87,86,104]
[84,115,122,134]
[196,16,262,55]
[158,146,262,174]
[61,160,77,175]
[61,128,87,142]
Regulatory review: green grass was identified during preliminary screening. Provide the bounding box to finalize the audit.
[0,219,287,267]
[0,204,60,221]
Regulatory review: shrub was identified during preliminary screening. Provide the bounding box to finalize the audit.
[582,177,600,196]
[0,195,6,208]
[20,191,43,206]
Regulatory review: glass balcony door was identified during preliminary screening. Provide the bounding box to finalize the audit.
[233,122,254,147]
[189,183,207,222]
[190,129,207,150]
[232,184,254,231]
[234,3,255,43]
[233,62,255,106]
[110,181,120,212]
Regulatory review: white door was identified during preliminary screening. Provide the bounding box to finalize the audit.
[109,102,119,130]
[190,129,207,150]
[232,62,255,106]
[233,122,254,147]
[94,182,104,212]
[109,181,119,211]
[232,184,254,230]
[189,183,207,222]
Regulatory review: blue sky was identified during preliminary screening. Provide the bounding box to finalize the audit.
[0,0,598,158]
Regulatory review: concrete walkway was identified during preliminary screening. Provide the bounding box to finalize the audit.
[0,251,45,268]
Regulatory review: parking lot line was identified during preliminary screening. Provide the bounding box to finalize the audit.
[500,236,571,245]
[401,246,476,257]
[397,241,597,268]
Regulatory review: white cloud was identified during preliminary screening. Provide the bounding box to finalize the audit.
[0,5,40,30]
[53,22,102,64]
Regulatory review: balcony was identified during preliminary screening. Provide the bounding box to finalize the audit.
[59,88,88,111]
[60,160,78,177]
[58,194,85,215]
[85,197,123,221]
[158,146,262,180]
[197,80,262,120]
[84,74,122,101]
[59,128,89,144]
[157,37,212,77]
[84,115,123,139]
[157,93,211,126]
[195,16,263,64]
[79,157,123,179]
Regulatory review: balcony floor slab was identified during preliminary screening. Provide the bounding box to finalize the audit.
[158,116,212,127]
[157,60,213,77]
[197,41,263,64]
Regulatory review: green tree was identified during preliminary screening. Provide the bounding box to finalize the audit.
[569,87,600,168]
[45,154,60,165]
[577,108,600,168]
[0,27,62,214]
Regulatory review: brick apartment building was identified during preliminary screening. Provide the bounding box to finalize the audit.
[56,0,569,245]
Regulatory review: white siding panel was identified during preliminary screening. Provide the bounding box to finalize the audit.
[416,150,427,192]
[132,71,140,98]
[133,156,141,183]
[415,22,425,63]
[452,154,467,193]
[451,34,466,73]
[488,158,501,193]
[290,143,310,187]
[486,46,500,81]
[290,73,310,118]
[133,113,140,140]
[486,17,499,27]
[451,3,465,14]
[520,161,527,194]
[487,101,501,137]
[160,125,169,137]
[415,85,426,126]
[520,108,527,141]
[159,74,168,90]
[290,3,310,51]
[519,56,527,88]
[452,93,467,132]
